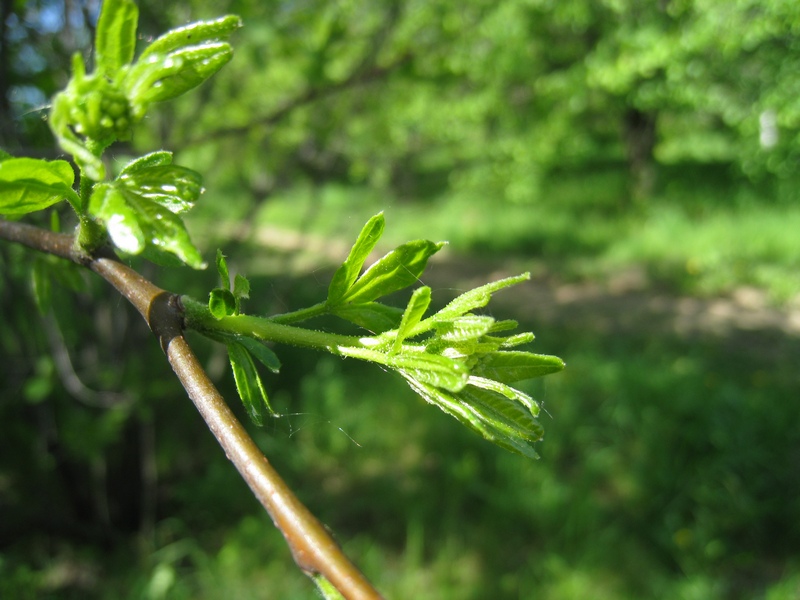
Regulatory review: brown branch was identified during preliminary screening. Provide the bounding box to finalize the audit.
[0,218,384,600]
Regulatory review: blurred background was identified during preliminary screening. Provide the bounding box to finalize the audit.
[2,0,800,598]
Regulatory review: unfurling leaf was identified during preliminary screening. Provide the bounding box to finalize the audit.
[88,163,205,268]
[216,249,230,290]
[327,212,385,304]
[209,288,237,319]
[473,351,565,384]
[95,0,138,75]
[401,376,543,459]
[433,273,530,321]
[118,164,202,214]
[338,239,445,305]
[233,274,250,300]
[392,286,432,353]
[433,315,495,342]
[139,15,243,62]
[227,341,274,426]
[236,336,281,373]
[125,15,242,113]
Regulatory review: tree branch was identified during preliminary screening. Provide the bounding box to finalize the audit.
[0,218,384,600]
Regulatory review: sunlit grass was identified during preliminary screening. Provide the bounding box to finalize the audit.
[239,167,800,303]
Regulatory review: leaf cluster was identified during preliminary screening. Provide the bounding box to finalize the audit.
[1,0,240,268]
[190,213,564,457]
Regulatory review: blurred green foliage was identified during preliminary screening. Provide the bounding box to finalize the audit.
[2,0,800,598]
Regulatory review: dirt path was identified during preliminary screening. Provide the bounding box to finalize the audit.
[248,226,800,344]
[424,255,800,341]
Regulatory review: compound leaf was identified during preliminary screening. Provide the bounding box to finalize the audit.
[340,239,444,305]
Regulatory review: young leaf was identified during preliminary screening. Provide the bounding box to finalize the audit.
[338,239,445,305]
[209,288,237,319]
[118,164,203,214]
[495,332,536,348]
[0,158,80,215]
[90,185,145,253]
[236,336,281,373]
[139,15,243,61]
[134,43,235,105]
[338,345,469,392]
[233,274,250,300]
[329,302,403,333]
[392,286,432,354]
[89,182,205,268]
[401,376,541,459]
[467,375,539,416]
[89,163,205,268]
[216,249,230,290]
[432,273,530,321]
[488,319,520,333]
[459,387,544,448]
[95,0,138,75]
[119,151,174,176]
[327,213,385,304]
[433,315,495,342]
[472,351,565,384]
[227,341,274,425]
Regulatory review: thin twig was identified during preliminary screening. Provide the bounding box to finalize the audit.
[0,218,384,600]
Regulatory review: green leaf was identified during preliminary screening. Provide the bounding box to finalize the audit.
[236,336,281,373]
[227,341,274,426]
[119,151,173,176]
[90,185,144,253]
[233,274,250,300]
[89,181,205,268]
[392,286,431,354]
[401,376,541,459]
[0,148,12,162]
[473,351,565,384]
[327,213,385,304]
[460,387,544,449]
[433,273,530,321]
[494,332,536,348]
[433,315,495,342]
[118,164,203,214]
[0,158,80,215]
[216,249,230,290]
[329,302,403,333]
[95,0,138,75]
[488,319,519,333]
[467,375,539,416]
[394,352,469,393]
[139,15,243,62]
[209,288,237,319]
[338,346,468,392]
[126,43,234,110]
[339,239,445,305]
